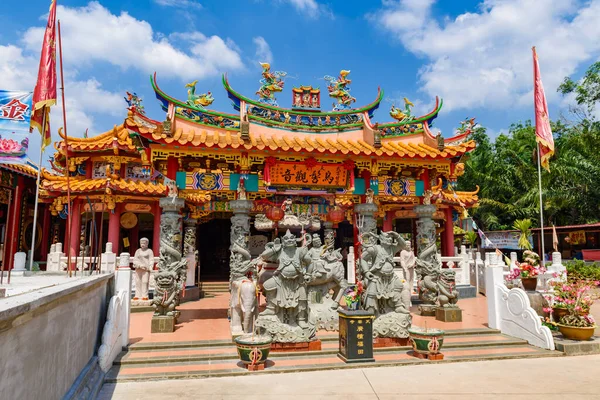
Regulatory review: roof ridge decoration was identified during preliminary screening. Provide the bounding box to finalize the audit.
[125,92,145,115]
[445,117,478,145]
[185,80,214,110]
[378,97,443,138]
[324,70,356,111]
[256,62,287,106]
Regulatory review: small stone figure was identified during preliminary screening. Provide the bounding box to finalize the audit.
[437,269,459,308]
[400,241,416,303]
[166,179,178,198]
[365,188,374,204]
[237,177,247,200]
[282,197,293,214]
[152,269,178,316]
[133,238,154,300]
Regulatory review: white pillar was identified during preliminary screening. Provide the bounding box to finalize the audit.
[485,266,504,329]
[116,252,132,349]
[102,242,117,273]
[347,246,355,284]
[510,252,518,270]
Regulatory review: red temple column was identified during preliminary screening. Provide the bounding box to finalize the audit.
[68,199,82,256]
[107,203,122,254]
[442,207,455,257]
[153,202,161,257]
[40,205,52,262]
[130,222,139,255]
[167,156,178,180]
[383,210,394,232]
[6,176,25,270]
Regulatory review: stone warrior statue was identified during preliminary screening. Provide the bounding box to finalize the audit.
[133,238,154,301]
[359,231,412,338]
[306,231,349,330]
[255,230,315,342]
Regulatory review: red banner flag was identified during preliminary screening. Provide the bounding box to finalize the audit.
[532,47,554,172]
[30,0,57,150]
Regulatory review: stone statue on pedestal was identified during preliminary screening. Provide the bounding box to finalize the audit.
[133,238,154,301]
[400,241,416,304]
[359,230,412,338]
[255,230,315,342]
[306,231,349,330]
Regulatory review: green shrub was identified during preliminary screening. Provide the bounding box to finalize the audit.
[565,260,600,282]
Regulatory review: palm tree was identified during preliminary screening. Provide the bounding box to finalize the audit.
[512,219,533,251]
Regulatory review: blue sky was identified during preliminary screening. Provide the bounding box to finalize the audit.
[2,0,600,164]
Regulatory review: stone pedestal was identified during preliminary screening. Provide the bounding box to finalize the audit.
[338,310,375,363]
[151,316,175,333]
[435,307,463,322]
[419,304,437,316]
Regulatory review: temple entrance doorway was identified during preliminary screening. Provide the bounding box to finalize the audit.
[197,218,231,281]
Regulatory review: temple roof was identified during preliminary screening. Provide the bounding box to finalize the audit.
[54,125,138,154]
[41,170,165,196]
[125,111,474,160]
[431,179,479,207]
[0,161,38,179]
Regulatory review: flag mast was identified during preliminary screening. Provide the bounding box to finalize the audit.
[29,0,58,272]
[57,19,74,277]
[532,46,555,267]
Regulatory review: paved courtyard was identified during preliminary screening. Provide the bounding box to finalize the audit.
[99,354,599,400]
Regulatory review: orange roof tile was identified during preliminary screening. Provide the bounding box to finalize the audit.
[0,163,38,178]
[41,173,165,196]
[55,124,137,153]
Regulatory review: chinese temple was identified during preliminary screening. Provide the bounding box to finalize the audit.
[40,65,479,280]
[0,161,50,272]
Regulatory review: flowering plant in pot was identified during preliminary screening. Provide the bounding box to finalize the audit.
[342,282,364,311]
[516,252,546,291]
[552,280,598,341]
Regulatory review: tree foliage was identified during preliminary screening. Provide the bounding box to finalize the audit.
[457,63,600,230]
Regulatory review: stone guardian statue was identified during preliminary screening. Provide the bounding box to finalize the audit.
[133,238,154,300]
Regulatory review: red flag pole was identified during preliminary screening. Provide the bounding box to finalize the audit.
[58,19,73,277]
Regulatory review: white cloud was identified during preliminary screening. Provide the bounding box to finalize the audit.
[153,0,202,9]
[279,0,332,18]
[253,36,273,64]
[370,0,600,112]
[22,2,244,81]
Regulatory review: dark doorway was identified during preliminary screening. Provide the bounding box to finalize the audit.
[197,218,230,281]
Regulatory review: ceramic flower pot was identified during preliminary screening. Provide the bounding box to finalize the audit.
[408,327,445,355]
[552,307,569,322]
[235,334,272,365]
[556,324,596,341]
[521,277,538,291]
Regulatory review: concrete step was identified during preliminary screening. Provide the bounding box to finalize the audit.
[126,328,502,351]
[116,334,528,366]
[105,342,562,383]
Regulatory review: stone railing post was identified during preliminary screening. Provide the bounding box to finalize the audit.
[101,242,117,273]
[510,252,518,270]
[485,265,504,329]
[47,242,65,272]
[116,252,132,348]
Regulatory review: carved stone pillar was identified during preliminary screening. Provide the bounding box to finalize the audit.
[183,218,197,287]
[323,221,335,242]
[354,203,378,238]
[152,197,186,328]
[228,199,253,285]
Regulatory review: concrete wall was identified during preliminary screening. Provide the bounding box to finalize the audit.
[0,274,113,400]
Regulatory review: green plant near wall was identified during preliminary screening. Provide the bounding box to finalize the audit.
[565,260,600,282]
[513,219,533,250]
[465,231,478,249]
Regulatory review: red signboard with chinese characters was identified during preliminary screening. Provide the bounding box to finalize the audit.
[269,161,348,187]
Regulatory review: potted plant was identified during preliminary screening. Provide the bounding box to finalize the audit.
[554,280,598,341]
[517,250,545,291]
[408,325,445,357]
[342,282,364,311]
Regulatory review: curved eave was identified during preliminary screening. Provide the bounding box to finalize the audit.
[222,73,383,117]
[151,73,239,119]
[379,97,443,128]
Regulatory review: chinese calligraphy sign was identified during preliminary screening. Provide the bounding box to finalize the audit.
[269,161,348,187]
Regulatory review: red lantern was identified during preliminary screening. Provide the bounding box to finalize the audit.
[266,206,284,222]
[328,206,345,226]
